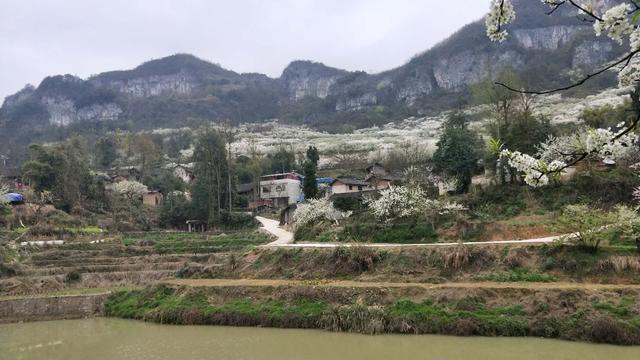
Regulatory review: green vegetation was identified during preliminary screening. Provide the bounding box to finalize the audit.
[386,299,528,336]
[123,231,269,253]
[432,111,482,193]
[302,146,319,200]
[105,285,640,344]
[341,223,437,244]
[105,286,328,327]
[484,268,557,283]
[593,298,633,318]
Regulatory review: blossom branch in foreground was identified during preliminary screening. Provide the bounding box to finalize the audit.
[501,115,640,187]
[485,0,640,186]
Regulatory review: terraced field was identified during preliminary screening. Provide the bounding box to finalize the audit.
[0,231,271,297]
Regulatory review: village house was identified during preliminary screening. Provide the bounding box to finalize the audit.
[109,166,142,183]
[365,163,402,190]
[329,177,372,195]
[238,182,270,209]
[259,172,303,208]
[143,191,163,207]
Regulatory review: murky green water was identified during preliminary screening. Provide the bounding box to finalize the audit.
[1,318,639,360]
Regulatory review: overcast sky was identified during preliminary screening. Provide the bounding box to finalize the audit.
[0,0,489,100]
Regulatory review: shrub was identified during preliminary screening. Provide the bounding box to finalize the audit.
[487,268,557,282]
[340,223,437,244]
[218,211,257,230]
[442,246,472,271]
[331,246,383,273]
[0,263,17,278]
[64,270,81,283]
[588,316,639,345]
[294,223,323,242]
[558,204,616,253]
[332,197,363,212]
[597,256,640,273]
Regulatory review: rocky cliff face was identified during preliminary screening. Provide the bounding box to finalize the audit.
[274,1,620,111]
[41,96,122,126]
[512,25,581,50]
[573,40,615,67]
[91,71,196,98]
[0,1,625,134]
[280,61,347,101]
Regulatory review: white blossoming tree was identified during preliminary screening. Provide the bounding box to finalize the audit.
[293,197,352,228]
[113,180,148,202]
[485,0,640,187]
[365,185,465,223]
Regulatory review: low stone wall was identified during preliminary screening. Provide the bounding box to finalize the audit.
[0,293,109,323]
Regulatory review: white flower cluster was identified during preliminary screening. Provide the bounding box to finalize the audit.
[502,150,565,187]
[538,127,637,163]
[594,130,637,162]
[485,0,516,42]
[503,125,638,187]
[365,185,465,222]
[619,56,640,87]
[631,163,640,203]
[593,4,634,44]
[293,197,352,228]
[113,180,148,199]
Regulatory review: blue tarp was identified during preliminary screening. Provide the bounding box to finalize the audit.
[4,193,24,204]
[316,177,334,184]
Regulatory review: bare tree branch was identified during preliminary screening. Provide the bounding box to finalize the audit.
[495,50,640,95]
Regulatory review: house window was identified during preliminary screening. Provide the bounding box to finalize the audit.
[262,186,270,193]
[348,185,353,190]
[358,186,363,191]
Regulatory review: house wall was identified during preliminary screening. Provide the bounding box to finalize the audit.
[259,179,301,206]
[143,193,163,207]
[369,179,392,190]
[331,182,369,195]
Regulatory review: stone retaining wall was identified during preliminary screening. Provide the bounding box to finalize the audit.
[0,293,108,323]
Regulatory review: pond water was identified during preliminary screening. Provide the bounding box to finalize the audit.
[1,318,639,360]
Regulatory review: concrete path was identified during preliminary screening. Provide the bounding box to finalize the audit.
[256,216,294,245]
[255,215,566,248]
[267,235,564,248]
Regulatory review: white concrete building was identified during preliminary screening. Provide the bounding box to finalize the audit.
[259,172,303,207]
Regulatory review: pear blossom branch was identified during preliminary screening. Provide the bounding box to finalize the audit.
[495,50,640,95]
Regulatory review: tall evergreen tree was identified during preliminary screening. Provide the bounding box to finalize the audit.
[432,112,482,193]
[303,160,318,200]
[191,129,229,224]
[94,136,118,169]
[302,145,319,200]
[306,146,319,168]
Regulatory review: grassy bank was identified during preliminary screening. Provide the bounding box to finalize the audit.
[178,244,640,284]
[105,284,640,345]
